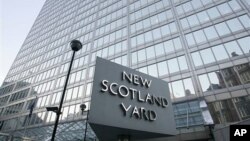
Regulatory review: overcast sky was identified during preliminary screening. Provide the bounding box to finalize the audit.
[0,0,45,86]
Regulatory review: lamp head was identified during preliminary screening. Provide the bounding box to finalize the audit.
[46,106,59,113]
[80,104,87,111]
[70,40,82,51]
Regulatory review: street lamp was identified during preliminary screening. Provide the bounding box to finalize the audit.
[47,40,82,141]
[80,103,89,141]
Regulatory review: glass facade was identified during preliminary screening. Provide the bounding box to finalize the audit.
[0,0,250,140]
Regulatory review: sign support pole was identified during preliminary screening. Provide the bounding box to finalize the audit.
[118,135,130,141]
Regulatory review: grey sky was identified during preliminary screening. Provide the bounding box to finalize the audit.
[0,0,45,86]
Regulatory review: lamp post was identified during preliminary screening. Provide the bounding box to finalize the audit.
[80,103,89,141]
[47,40,82,141]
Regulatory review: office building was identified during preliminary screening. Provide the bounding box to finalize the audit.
[0,0,250,140]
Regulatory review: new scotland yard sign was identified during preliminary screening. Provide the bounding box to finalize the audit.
[88,57,176,141]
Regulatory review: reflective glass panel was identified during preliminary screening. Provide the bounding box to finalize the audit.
[212,45,229,61]
[145,31,153,42]
[62,106,69,120]
[217,3,232,15]
[172,80,185,98]
[168,83,174,99]
[215,22,231,36]
[137,34,144,45]
[178,56,188,71]
[204,26,218,40]
[197,11,210,23]
[132,52,137,64]
[236,63,250,84]
[66,88,72,101]
[239,15,250,28]
[68,105,75,116]
[154,43,165,56]
[81,69,86,80]
[191,52,203,67]
[169,22,177,33]
[207,7,220,19]
[193,30,206,44]
[198,74,210,92]
[148,64,158,77]
[131,24,136,33]
[115,42,122,53]
[102,48,108,58]
[164,40,175,53]
[47,112,52,122]
[157,61,168,76]
[200,48,215,64]
[201,0,212,5]
[109,45,115,56]
[138,49,146,62]
[208,72,226,90]
[168,58,179,73]
[69,73,76,84]
[78,85,84,98]
[176,5,184,15]
[122,55,127,66]
[75,71,81,82]
[72,87,78,99]
[55,92,61,104]
[146,47,155,59]
[75,104,80,116]
[185,33,196,46]
[187,15,199,27]
[221,67,241,87]
[226,18,244,32]
[183,2,192,13]
[183,78,195,96]
[191,0,202,9]
[150,15,159,25]
[131,37,136,48]
[229,0,241,11]
[136,21,143,31]
[224,41,243,57]
[88,66,94,78]
[173,38,182,50]
[181,18,189,29]
[233,96,250,120]
[237,37,250,54]
[152,28,162,40]
[86,83,92,96]
[161,24,170,36]
[143,19,151,29]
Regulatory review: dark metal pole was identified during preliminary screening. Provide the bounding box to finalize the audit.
[51,51,76,141]
[83,110,89,141]
[118,135,130,141]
